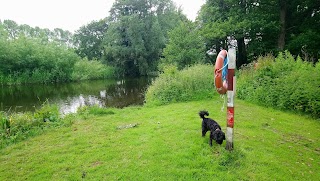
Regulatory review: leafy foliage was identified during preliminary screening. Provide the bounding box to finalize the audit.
[0,20,116,85]
[237,52,320,117]
[198,0,320,64]
[103,0,185,76]
[160,21,206,70]
[0,22,76,83]
[71,59,115,81]
[73,19,108,60]
[0,35,80,84]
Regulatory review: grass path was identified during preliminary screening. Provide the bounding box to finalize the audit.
[0,98,319,180]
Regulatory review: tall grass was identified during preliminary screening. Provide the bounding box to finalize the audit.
[237,51,320,117]
[145,64,216,106]
[0,102,72,149]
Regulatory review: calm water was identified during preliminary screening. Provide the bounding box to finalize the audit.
[0,77,153,114]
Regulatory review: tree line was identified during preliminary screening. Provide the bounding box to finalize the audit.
[197,0,320,67]
[0,0,319,83]
[0,20,78,84]
[0,19,114,85]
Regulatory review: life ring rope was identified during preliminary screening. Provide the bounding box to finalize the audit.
[217,57,228,72]
[214,49,229,94]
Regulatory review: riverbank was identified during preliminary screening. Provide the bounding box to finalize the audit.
[0,98,319,180]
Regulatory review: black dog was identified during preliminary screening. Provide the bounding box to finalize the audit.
[199,110,225,146]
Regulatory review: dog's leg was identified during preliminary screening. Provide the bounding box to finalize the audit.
[202,122,207,137]
[202,129,207,137]
[209,138,213,146]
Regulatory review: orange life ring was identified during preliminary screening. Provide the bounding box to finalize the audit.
[214,50,228,94]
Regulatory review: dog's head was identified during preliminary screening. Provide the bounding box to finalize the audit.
[212,130,225,145]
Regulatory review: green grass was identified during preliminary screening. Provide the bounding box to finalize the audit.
[0,98,319,180]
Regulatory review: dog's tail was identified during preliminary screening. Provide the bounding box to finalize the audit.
[199,110,209,119]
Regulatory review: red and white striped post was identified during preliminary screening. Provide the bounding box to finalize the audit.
[226,47,236,150]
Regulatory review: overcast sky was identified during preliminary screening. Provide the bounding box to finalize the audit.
[0,0,205,32]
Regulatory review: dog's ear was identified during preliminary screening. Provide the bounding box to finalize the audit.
[220,132,225,140]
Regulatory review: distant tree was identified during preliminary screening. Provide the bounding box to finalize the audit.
[0,22,8,40]
[1,19,74,48]
[160,21,206,70]
[2,19,19,39]
[52,28,73,47]
[103,0,185,76]
[73,19,108,60]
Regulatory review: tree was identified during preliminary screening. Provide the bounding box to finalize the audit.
[198,0,320,64]
[285,0,320,61]
[103,0,185,76]
[278,0,287,50]
[0,21,8,40]
[160,21,206,70]
[73,19,108,60]
[1,19,74,47]
[198,0,280,67]
[52,28,73,47]
[2,20,19,39]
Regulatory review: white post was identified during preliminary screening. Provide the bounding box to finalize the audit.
[226,47,236,150]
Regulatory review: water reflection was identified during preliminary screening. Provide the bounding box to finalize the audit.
[0,77,153,114]
[58,95,104,115]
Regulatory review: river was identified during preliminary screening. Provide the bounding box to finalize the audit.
[0,77,153,114]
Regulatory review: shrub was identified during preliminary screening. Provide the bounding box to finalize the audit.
[33,101,60,123]
[237,51,320,117]
[145,64,216,106]
[0,37,80,85]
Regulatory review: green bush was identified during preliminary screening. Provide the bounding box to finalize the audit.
[71,59,116,81]
[0,36,80,85]
[145,64,216,106]
[0,69,55,85]
[237,51,320,117]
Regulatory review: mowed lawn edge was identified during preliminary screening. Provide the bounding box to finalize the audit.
[0,98,319,180]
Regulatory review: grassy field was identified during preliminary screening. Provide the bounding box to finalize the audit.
[0,98,319,180]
